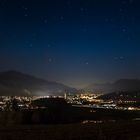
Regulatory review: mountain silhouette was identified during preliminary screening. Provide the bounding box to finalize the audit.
[0,70,77,96]
[86,79,140,94]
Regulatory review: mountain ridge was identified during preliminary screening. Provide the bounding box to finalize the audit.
[86,79,140,94]
[0,70,77,96]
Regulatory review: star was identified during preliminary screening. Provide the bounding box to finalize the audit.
[105,18,109,22]
[114,57,119,60]
[105,17,113,23]
[22,6,28,11]
[30,43,33,47]
[82,28,87,32]
[129,0,134,4]
[120,56,124,60]
[122,0,127,4]
[119,8,123,12]
[48,58,52,63]
[122,28,127,32]
[44,19,47,24]
[66,0,71,6]
[60,16,64,20]
[32,33,37,37]
[24,7,28,11]
[47,44,51,48]
[0,0,6,6]
[80,7,84,12]
[24,14,28,17]
[114,56,124,61]
[41,16,48,24]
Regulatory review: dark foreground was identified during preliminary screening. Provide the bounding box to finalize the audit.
[0,121,140,140]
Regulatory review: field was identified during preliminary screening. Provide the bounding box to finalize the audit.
[0,121,140,140]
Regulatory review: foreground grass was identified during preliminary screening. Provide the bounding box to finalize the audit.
[0,121,140,140]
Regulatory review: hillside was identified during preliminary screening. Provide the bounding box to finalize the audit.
[0,122,140,140]
[0,70,77,96]
[86,79,140,94]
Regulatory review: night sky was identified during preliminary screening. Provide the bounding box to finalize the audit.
[0,0,140,88]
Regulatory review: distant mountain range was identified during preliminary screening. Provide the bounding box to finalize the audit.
[86,79,140,94]
[0,70,140,96]
[0,70,77,96]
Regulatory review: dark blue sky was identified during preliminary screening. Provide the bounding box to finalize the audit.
[0,0,140,88]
